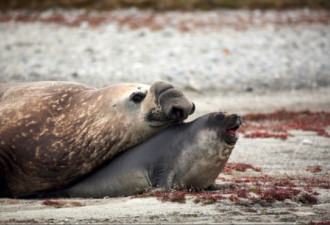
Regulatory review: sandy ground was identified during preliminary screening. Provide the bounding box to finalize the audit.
[0,9,330,224]
[0,88,329,224]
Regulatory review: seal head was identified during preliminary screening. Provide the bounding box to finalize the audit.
[168,112,242,190]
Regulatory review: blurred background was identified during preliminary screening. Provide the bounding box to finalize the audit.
[1,3,330,224]
[0,0,330,94]
[1,0,330,10]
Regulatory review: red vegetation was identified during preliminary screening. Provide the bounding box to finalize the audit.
[306,165,323,173]
[298,177,330,189]
[241,109,330,139]
[193,192,223,204]
[133,173,328,205]
[229,194,240,202]
[70,201,84,207]
[259,187,301,202]
[244,131,289,140]
[1,11,330,31]
[310,221,330,225]
[223,162,262,174]
[132,190,187,203]
[220,175,326,204]
[218,175,305,203]
[41,200,84,208]
[41,200,64,208]
[299,193,318,204]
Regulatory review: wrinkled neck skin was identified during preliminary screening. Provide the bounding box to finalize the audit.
[156,117,235,190]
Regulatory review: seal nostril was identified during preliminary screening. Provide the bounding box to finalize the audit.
[190,103,195,115]
[172,107,184,119]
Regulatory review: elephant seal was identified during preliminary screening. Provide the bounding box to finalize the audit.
[52,112,242,198]
[0,81,195,197]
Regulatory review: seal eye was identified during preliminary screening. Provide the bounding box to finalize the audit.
[130,92,146,104]
[216,113,225,121]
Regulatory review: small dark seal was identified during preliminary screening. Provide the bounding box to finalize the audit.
[0,81,195,197]
[54,112,242,198]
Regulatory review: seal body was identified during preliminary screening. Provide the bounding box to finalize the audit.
[0,81,195,197]
[56,112,242,198]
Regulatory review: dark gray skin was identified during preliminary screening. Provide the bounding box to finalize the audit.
[53,112,242,198]
[0,81,195,197]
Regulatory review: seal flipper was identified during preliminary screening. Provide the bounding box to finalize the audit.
[150,158,176,189]
[150,166,166,187]
[207,182,235,191]
[152,168,177,190]
[207,184,220,191]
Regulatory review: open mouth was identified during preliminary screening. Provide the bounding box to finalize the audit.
[224,118,242,146]
[226,124,240,136]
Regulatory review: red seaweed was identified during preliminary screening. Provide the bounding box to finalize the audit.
[41,200,64,208]
[132,190,186,203]
[41,200,84,208]
[299,193,318,204]
[298,177,330,189]
[1,11,330,31]
[193,192,223,204]
[223,163,262,174]
[244,130,289,140]
[310,221,330,225]
[306,165,323,173]
[241,110,330,139]
[133,173,327,205]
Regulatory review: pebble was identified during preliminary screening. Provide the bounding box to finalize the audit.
[301,139,313,145]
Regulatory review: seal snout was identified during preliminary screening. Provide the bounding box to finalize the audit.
[211,113,243,146]
[226,114,243,136]
[168,102,195,120]
[151,81,195,121]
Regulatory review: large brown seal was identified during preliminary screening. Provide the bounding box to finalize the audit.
[0,81,195,197]
[47,112,242,198]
